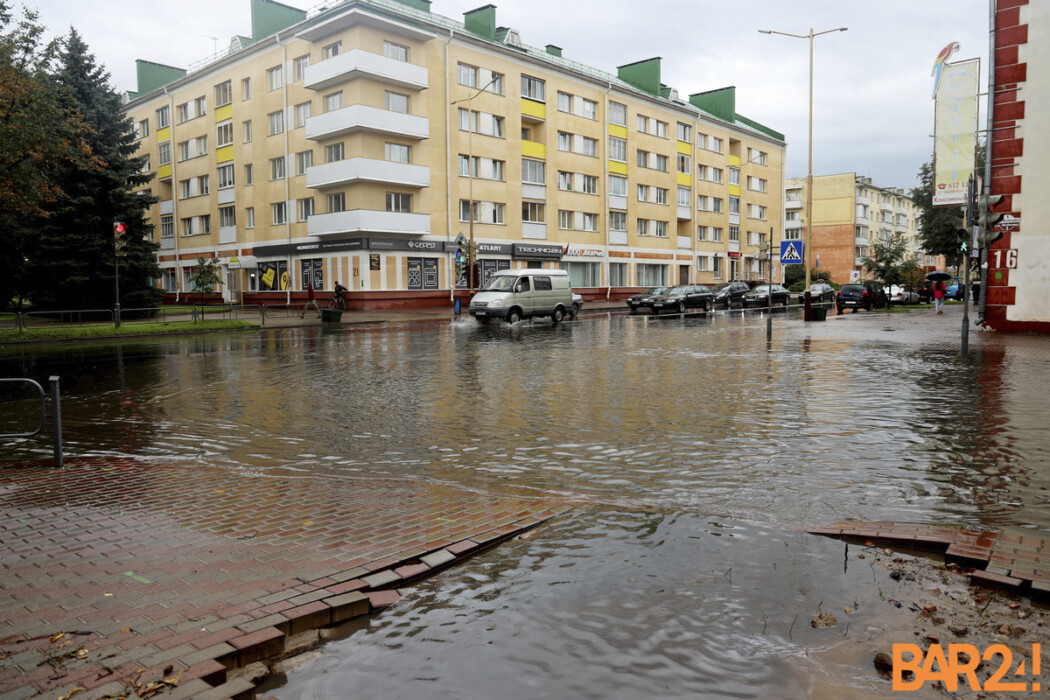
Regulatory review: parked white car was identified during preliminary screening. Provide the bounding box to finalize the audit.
[885,285,920,305]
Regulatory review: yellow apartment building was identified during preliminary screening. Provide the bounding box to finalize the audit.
[784,173,928,286]
[124,0,786,309]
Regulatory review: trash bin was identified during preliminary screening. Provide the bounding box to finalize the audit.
[321,308,342,323]
[810,307,828,321]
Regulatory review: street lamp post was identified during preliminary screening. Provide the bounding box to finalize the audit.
[759,26,846,321]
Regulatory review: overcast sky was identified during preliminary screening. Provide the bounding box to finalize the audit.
[26,0,991,190]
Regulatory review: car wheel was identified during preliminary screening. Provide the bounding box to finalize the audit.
[705,299,712,312]
[570,303,580,318]
[836,306,844,314]
[677,301,685,314]
[507,308,522,324]
[629,306,637,314]
[552,307,564,324]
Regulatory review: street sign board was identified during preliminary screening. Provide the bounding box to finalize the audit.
[780,240,803,264]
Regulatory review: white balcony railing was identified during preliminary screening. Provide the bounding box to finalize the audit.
[306,158,429,190]
[304,49,428,92]
[307,209,430,237]
[305,105,429,141]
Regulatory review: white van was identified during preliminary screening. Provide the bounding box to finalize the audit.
[469,269,574,324]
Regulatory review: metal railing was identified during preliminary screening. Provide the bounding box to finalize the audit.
[0,376,63,467]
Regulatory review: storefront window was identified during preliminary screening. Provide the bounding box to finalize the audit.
[301,258,323,290]
[560,261,600,287]
[258,261,289,290]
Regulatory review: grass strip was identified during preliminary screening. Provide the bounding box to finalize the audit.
[0,319,257,344]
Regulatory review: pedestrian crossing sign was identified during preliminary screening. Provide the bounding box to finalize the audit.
[780,241,804,264]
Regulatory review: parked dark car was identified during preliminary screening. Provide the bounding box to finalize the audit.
[711,281,751,309]
[742,284,791,309]
[649,285,714,315]
[627,287,668,314]
[809,282,836,304]
[836,282,886,313]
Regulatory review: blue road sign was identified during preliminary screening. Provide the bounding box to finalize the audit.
[781,240,804,264]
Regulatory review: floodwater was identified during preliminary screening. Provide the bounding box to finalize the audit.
[2,307,1048,697]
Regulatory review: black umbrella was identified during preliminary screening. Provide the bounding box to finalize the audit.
[926,270,951,281]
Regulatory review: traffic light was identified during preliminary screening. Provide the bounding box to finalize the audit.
[977,194,1005,247]
[455,236,469,275]
[113,221,128,257]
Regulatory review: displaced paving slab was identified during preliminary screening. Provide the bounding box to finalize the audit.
[0,458,570,698]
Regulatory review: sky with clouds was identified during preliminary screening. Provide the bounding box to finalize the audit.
[26,0,991,190]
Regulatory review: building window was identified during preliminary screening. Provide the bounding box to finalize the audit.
[747,176,767,193]
[270,156,286,180]
[216,121,233,147]
[295,150,313,175]
[458,63,478,88]
[729,196,740,215]
[322,41,341,59]
[297,197,314,221]
[637,150,648,168]
[609,101,626,126]
[637,263,668,286]
[710,227,723,242]
[178,175,209,199]
[637,184,649,202]
[217,163,234,189]
[729,167,740,186]
[581,98,597,120]
[176,136,207,161]
[522,201,545,223]
[384,41,408,61]
[558,171,572,191]
[459,200,504,224]
[697,225,707,241]
[133,118,149,139]
[637,115,649,133]
[748,204,767,220]
[241,77,250,100]
[323,91,342,112]
[244,164,253,185]
[579,137,598,157]
[385,91,409,113]
[608,137,626,162]
[157,142,171,166]
[610,262,628,285]
[272,202,287,225]
[180,215,210,236]
[268,110,284,135]
[637,218,649,236]
[609,211,626,231]
[655,188,667,205]
[558,210,573,230]
[156,105,169,129]
[697,256,708,272]
[293,54,310,82]
[243,120,252,143]
[582,175,598,194]
[385,143,410,163]
[560,261,600,287]
[267,65,283,91]
[160,215,174,238]
[386,192,412,213]
[729,225,740,241]
[557,132,571,152]
[327,192,345,213]
[521,159,545,184]
[214,80,232,106]
[245,207,254,228]
[677,122,692,143]
[325,143,344,163]
[557,91,571,112]
[711,137,723,153]
[609,175,627,197]
[677,187,691,206]
[677,153,690,174]
[219,205,236,228]
[295,102,312,128]
[748,148,767,165]
[521,74,545,101]
[654,221,667,237]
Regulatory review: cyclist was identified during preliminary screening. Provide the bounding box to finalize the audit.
[330,281,348,310]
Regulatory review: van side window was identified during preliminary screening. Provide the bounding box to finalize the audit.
[534,276,552,291]
[517,277,530,292]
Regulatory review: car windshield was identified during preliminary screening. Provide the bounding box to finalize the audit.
[645,287,668,296]
[750,285,769,294]
[482,276,517,292]
[842,285,864,292]
[665,286,689,295]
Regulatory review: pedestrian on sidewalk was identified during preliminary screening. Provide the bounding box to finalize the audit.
[933,279,946,314]
[301,280,321,318]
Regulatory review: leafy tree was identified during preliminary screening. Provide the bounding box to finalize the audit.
[28,29,159,311]
[189,257,221,303]
[784,266,832,290]
[0,2,93,309]
[861,233,911,308]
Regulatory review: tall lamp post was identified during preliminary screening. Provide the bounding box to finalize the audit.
[451,75,500,293]
[759,26,846,320]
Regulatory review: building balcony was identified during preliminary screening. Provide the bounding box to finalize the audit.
[609,230,628,245]
[855,236,869,246]
[160,199,174,215]
[307,209,430,237]
[856,194,870,205]
[307,158,430,190]
[677,205,692,221]
[608,194,628,211]
[856,213,869,224]
[522,222,547,239]
[785,220,802,231]
[881,201,893,211]
[305,105,429,141]
[785,199,803,210]
[895,223,908,234]
[677,235,691,249]
[304,49,428,92]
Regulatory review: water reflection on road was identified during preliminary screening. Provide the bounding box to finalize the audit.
[3,307,1048,696]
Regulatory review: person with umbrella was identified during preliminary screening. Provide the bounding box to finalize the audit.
[927,271,950,314]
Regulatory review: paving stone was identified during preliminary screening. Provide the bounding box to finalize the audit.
[362,569,401,589]
[420,549,456,568]
[970,570,1023,590]
[326,592,370,624]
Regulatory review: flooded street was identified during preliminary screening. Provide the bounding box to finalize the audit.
[2,307,1049,696]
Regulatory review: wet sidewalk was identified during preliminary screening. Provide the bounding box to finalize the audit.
[0,458,571,699]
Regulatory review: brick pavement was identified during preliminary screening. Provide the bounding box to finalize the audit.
[0,458,571,699]
[808,521,1050,599]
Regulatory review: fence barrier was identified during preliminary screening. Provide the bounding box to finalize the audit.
[0,376,63,467]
